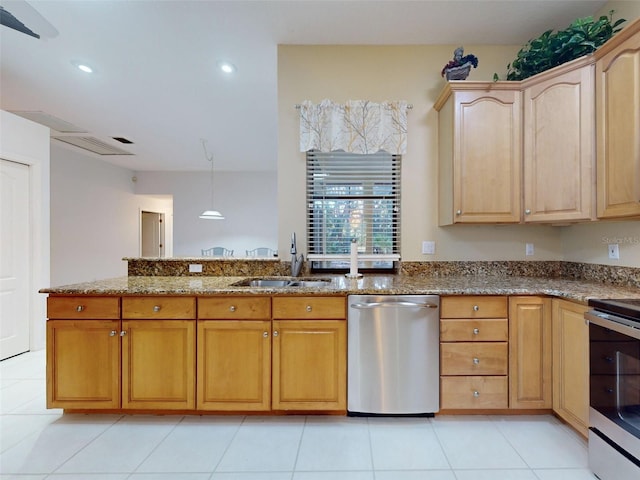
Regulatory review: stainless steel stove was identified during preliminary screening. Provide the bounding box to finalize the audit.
[586,298,640,480]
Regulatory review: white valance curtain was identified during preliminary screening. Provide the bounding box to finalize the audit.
[299,99,409,155]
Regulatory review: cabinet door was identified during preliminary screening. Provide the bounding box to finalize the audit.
[523,62,595,222]
[552,299,589,437]
[197,320,271,411]
[509,296,552,409]
[272,319,346,411]
[596,27,640,218]
[121,319,195,410]
[47,319,120,409]
[452,89,522,223]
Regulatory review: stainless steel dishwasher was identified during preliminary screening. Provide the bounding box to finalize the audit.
[347,294,440,416]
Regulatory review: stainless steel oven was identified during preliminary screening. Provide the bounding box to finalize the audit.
[586,299,640,480]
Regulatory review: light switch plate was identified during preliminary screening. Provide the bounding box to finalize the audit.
[189,264,203,273]
[525,243,534,256]
[422,241,436,255]
[608,244,619,260]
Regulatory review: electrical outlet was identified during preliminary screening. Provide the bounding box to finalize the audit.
[422,241,436,255]
[608,244,619,260]
[189,264,203,273]
[525,243,534,256]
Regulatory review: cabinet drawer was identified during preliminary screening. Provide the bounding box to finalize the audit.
[441,342,508,375]
[440,319,508,342]
[441,296,508,319]
[47,296,120,319]
[122,297,195,319]
[441,376,508,409]
[272,296,345,319]
[198,296,271,319]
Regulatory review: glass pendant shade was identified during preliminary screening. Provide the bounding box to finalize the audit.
[199,209,224,220]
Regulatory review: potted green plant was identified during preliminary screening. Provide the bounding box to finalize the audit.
[502,11,625,81]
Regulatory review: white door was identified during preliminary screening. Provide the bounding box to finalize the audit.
[141,211,164,257]
[0,159,30,359]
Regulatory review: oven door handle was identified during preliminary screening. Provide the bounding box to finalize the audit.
[585,311,640,340]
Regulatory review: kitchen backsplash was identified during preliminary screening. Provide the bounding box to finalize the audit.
[126,258,639,289]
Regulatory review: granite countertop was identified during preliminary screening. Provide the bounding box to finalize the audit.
[40,274,640,304]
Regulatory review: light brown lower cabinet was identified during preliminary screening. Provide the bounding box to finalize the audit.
[509,296,552,409]
[121,319,195,410]
[272,319,346,411]
[47,319,121,409]
[552,299,589,437]
[441,376,508,409]
[197,319,271,411]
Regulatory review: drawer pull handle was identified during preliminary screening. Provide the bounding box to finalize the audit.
[306,305,312,312]
[473,328,480,335]
[273,331,279,337]
[120,331,127,336]
[230,305,236,312]
[263,331,268,338]
[109,330,117,337]
[473,305,479,312]
[76,305,84,312]
[153,305,161,312]
[473,357,480,365]
[473,391,480,398]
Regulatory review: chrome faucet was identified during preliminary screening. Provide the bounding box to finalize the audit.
[290,232,304,277]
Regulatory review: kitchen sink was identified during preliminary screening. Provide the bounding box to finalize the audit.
[231,278,332,288]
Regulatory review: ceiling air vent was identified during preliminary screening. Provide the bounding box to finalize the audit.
[52,136,133,155]
[9,111,87,133]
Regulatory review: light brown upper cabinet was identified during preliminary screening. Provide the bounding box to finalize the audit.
[595,18,640,219]
[522,57,596,223]
[435,19,640,225]
[435,84,522,225]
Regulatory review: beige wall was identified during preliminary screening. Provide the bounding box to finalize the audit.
[277,44,565,263]
[277,41,639,268]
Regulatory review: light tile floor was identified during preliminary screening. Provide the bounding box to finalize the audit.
[1,351,597,480]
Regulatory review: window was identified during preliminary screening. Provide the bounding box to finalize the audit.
[306,150,401,272]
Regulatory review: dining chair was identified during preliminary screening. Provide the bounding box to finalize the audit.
[201,247,234,256]
[245,247,277,257]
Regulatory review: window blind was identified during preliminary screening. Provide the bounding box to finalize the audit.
[306,151,401,270]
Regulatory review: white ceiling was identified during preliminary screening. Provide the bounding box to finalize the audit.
[0,0,608,172]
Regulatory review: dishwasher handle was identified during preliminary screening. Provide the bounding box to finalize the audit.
[350,301,438,309]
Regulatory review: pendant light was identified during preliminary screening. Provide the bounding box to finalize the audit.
[199,139,225,220]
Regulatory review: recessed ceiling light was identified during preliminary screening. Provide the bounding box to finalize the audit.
[71,61,94,73]
[217,61,236,74]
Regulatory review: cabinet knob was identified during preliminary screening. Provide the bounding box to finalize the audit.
[109,330,117,337]
[76,305,84,312]
[473,305,479,312]
[229,305,236,312]
[456,209,462,216]
[306,305,312,312]
[525,209,531,215]
[473,328,480,335]
[263,331,268,338]
[473,391,480,398]
[153,305,161,312]
[273,331,279,337]
[473,357,480,365]
[120,330,127,336]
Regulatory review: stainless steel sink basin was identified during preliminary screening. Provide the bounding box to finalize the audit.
[231,278,332,288]
[246,279,292,287]
[288,280,332,287]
